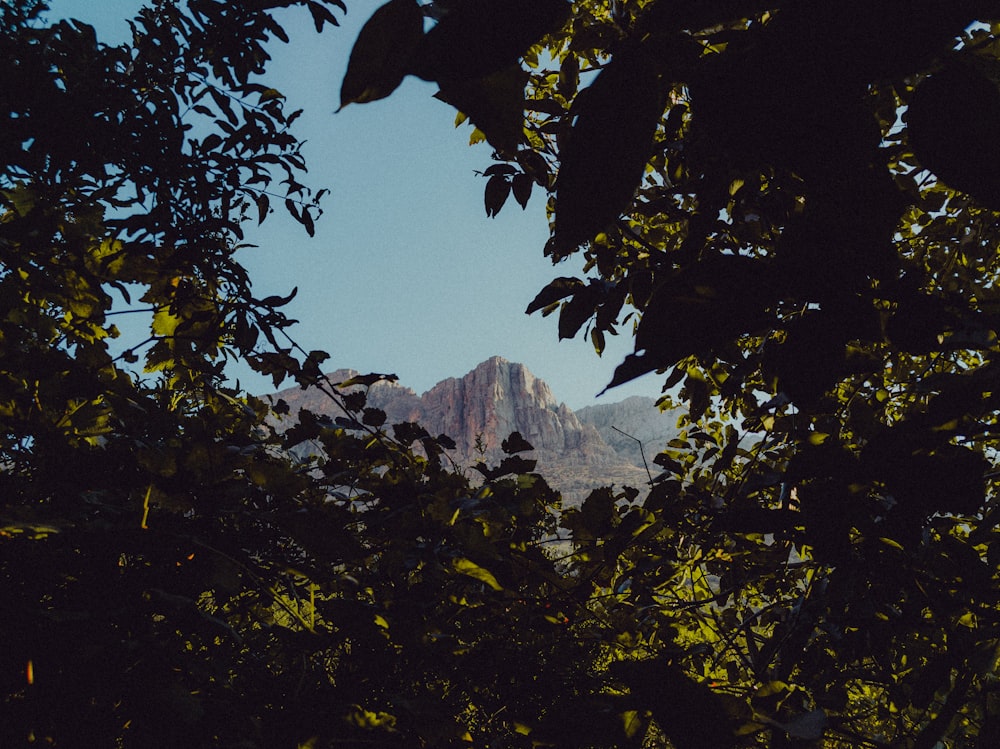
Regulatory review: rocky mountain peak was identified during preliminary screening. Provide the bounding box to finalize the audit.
[270,358,680,503]
[421,356,570,457]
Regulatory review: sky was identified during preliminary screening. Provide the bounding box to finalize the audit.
[45,0,663,409]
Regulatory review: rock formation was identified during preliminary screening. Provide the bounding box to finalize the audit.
[576,395,682,469]
[268,356,681,503]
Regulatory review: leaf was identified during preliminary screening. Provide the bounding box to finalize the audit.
[260,287,298,308]
[632,255,777,371]
[620,710,646,741]
[906,55,1000,210]
[434,433,457,450]
[362,407,386,427]
[336,372,398,388]
[338,0,424,110]
[562,487,615,541]
[526,277,584,315]
[152,306,181,337]
[602,352,659,394]
[558,287,600,340]
[301,207,315,237]
[501,431,534,454]
[682,371,710,422]
[484,173,511,217]
[346,704,397,730]
[209,86,238,126]
[452,557,503,591]
[762,304,876,408]
[474,455,537,480]
[393,421,430,446]
[591,326,605,355]
[860,436,988,517]
[307,0,344,32]
[612,660,737,749]
[653,452,684,474]
[412,0,570,84]
[255,192,269,225]
[549,43,669,257]
[435,65,529,153]
[511,172,533,208]
[480,164,514,178]
[558,52,580,97]
[497,455,536,476]
[2,184,36,216]
[201,132,223,151]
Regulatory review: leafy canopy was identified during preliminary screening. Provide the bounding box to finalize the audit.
[10,0,1000,747]
[2,3,629,747]
[344,1,1000,747]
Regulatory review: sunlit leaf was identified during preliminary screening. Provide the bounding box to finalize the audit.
[452,557,503,590]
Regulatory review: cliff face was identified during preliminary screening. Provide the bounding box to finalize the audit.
[576,395,682,468]
[270,357,679,503]
[418,358,615,462]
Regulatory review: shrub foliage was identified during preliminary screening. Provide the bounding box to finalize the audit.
[7,1,1000,748]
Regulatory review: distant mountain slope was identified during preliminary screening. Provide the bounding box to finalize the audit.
[268,356,681,503]
[576,395,682,469]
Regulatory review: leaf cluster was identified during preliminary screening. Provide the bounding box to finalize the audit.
[12,1,1000,747]
[347,1,1000,746]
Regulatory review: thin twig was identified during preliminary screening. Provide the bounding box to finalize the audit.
[611,425,653,485]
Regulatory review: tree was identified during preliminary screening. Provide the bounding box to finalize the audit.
[0,2,592,747]
[11,0,1000,745]
[1,0,337,742]
[345,1,1000,746]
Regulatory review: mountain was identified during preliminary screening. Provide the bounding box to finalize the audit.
[268,356,681,503]
[576,395,682,470]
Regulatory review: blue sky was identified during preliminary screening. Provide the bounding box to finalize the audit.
[45,1,662,409]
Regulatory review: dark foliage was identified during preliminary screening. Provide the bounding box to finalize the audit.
[346,1,1000,746]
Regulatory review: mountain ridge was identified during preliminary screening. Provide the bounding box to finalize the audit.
[269,356,681,503]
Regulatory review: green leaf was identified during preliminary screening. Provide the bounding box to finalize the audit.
[152,306,181,337]
[452,557,503,591]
